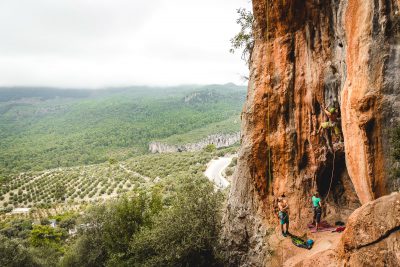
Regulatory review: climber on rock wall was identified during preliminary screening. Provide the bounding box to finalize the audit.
[277,195,289,237]
[317,105,341,136]
[316,100,342,152]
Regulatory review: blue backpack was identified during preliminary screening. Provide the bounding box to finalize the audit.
[291,236,314,250]
[306,239,314,249]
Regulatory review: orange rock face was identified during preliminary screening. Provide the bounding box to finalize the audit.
[341,0,400,204]
[337,192,400,266]
[223,0,400,265]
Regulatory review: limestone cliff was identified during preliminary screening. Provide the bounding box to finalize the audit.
[337,192,400,266]
[148,132,240,153]
[223,0,400,266]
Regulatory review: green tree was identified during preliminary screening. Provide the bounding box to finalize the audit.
[29,225,66,250]
[28,246,62,267]
[108,158,117,165]
[0,235,37,267]
[128,178,224,267]
[60,233,106,267]
[61,192,160,266]
[55,182,66,201]
[204,144,217,153]
[230,8,255,67]
[0,219,33,239]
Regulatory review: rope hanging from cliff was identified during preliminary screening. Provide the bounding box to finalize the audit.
[324,150,336,202]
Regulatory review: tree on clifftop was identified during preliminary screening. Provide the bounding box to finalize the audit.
[230,8,254,68]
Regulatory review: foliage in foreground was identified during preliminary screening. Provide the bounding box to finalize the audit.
[128,180,224,267]
[61,177,224,267]
[0,222,64,267]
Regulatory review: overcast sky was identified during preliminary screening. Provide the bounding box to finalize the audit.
[0,0,251,88]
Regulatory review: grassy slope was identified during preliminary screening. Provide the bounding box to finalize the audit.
[0,84,245,177]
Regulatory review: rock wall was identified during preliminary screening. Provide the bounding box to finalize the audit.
[148,132,240,153]
[288,192,400,267]
[341,0,400,204]
[337,192,400,266]
[223,0,400,265]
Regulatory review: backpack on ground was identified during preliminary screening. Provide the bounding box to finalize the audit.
[291,236,314,250]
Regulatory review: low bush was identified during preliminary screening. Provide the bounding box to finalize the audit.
[225,167,234,176]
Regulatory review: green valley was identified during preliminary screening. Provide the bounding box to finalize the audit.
[0,85,242,265]
[0,84,245,178]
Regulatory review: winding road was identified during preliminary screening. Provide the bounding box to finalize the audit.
[204,156,233,189]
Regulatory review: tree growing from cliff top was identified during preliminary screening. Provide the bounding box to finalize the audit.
[230,8,254,68]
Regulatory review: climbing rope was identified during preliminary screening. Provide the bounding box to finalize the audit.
[324,150,336,202]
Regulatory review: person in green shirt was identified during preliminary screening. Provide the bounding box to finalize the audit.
[312,192,322,231]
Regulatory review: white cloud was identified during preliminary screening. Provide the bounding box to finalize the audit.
[0,0,251,88]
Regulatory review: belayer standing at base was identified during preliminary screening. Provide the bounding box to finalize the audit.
[312,192,322,232]
[277,195,289,237]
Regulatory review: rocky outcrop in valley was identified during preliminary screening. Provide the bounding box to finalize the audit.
[149,132,240,153]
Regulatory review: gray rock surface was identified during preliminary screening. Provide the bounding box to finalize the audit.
[148,132,240,153]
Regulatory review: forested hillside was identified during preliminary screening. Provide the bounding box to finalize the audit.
[0,84,245,178]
